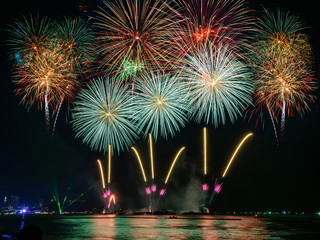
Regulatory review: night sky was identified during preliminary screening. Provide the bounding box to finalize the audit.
[0,0,319,212]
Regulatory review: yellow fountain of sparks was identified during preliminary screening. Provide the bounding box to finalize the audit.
[149,133,154,180]
[222,133,253,178]
[97,159,105,189]
[164,147,186,184]
[203,127,207,175]
[131,147,147,182]
[108,144,111,184]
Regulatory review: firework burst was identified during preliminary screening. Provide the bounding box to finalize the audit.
[180,42,253,127]
[92,0,175,77]
[167,0,255,64]
[72,77,138,154]
[7,15,53,63]
[254,54,316,135]
[249,8,317,138]
[133,71,189,140]
[7,15,89,132]
[54,17,94,72]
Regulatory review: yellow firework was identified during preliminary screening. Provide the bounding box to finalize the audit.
[108,144,111,184]
[149,133,154,180]
[164,147,186,184]
[97,159,106,189]
[222,133,253,178]
[203,127,207,175]
[131,147,147,182]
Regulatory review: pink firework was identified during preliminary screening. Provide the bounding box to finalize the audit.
[105,188,111,197]
[159,189,166,196]
[151,184,157,192]
[214,179,223,194]
[145,187,151,195]
[202,183,209,191]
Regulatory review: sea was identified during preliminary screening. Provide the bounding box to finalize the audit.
[1,214,320,239]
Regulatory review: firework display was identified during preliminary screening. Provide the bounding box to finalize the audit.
[8,2,316,149]
[131,134,185,196]
[7,0,318,214]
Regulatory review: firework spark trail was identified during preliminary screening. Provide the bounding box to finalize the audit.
[45,81,50,130]
[108,144,111,184]
[149,134,154,180]
[266,103,279,144]
[281,89,286,136]
[97,159,106,189]
[203,127,207,175]
[52,97,64,137]
[222,133,253,178]
[131,147,147,182]
[108,195,116,209]
[164,147,185,184]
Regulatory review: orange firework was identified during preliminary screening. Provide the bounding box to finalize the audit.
[8,15,92,131]
[91,0,175,78]
[248,8,317,139]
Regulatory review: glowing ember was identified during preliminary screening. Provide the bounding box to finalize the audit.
[145,187,151,195]
[214,179,223,194]
[202,183,209,191]
[151,184,157,192]
[159,189,166,196]
[105,188,111,197]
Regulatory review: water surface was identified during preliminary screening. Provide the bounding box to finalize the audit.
[1,215,320,239]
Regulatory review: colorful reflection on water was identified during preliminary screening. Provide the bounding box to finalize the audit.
[1,215,316,239]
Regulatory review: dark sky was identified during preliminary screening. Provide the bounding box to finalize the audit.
[0,0,319,211]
